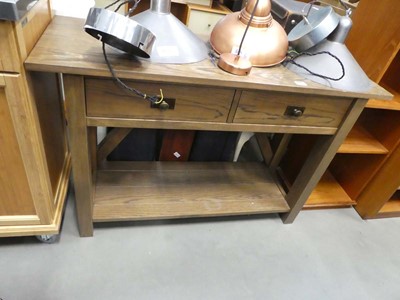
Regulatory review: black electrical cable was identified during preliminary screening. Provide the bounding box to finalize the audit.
[102,43,160,103]
[105,0,120,9]
[237,0,259,56]
[114,0,131,12]
[285,50,346,81]
[126,0,141,16]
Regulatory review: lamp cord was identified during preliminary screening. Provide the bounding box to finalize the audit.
[102,43,160,103]
[104,0,141,14]
[237,0,259,56]
[285,50,346,81]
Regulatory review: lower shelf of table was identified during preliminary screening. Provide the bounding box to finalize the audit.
[93,162,290,222]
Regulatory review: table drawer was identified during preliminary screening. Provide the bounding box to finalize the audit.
[233,91,352,128]
[86,78,234,122]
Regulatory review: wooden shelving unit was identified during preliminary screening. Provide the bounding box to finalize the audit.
[277,0,400,212]
[0,0,71,237]
[348,0,400,218]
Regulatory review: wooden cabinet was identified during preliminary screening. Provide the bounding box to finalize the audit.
[281,0,400,217]
[0,0,71,237]
[347,0,400,218]
[186,2,231,38]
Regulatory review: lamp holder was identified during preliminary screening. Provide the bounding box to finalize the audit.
[218,53,253,76]
[217,0,260,75]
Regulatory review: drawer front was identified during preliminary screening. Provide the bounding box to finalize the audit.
[187,10,227,37]
[234,91,352,128]
[86,79,234,122]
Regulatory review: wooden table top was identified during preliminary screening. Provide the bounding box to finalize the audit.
[25,16,391,100]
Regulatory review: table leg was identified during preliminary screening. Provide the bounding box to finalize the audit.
[281,98,367,223]
[64,75,94,236]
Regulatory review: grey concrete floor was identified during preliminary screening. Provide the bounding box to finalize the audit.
[1,189,400,300]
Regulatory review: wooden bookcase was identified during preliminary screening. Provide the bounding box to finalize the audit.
[0,0,71,238]
[278,0,400,217]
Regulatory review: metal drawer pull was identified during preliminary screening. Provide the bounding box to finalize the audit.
[150,98,176,110]
[284,106,305,117]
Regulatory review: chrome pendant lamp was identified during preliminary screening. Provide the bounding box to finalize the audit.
[130,0,209,64]
[84,7,156,58]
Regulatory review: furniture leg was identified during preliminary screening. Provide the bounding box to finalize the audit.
[281,98,367,223]
[64,75,94,236]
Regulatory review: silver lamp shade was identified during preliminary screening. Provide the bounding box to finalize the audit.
[131,0,208,64]
[286,5,373,93]
[286,39,373,92]
[84,7,156,58]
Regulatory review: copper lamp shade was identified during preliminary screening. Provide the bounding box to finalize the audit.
[210,0,288,67]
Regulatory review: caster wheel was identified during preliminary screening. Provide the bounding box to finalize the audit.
[36,234,58,244]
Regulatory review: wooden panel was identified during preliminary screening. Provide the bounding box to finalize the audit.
[330,153,386,200]
[93,162,289,221]
[346,0,400,82]
[28,72,68,200]
[360,108,400,151]
[367,86,400,111]
[0,21,21,72]
[4,73,55,224]
[234,91,351,129]
[355,142,400,218]
[375,198,400,219]
[85,78,234,122]
[0,77,37,216]
[17,0,52,61]
[87,116,339,135]
[159,130,195,161]
[0,0,51,72]
[380,49,400,93]
[337,122,388,154]
[304,170,355,208]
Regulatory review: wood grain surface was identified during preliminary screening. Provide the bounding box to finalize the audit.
[93,162,289,221]
[24,17,391,101]
[85,78,234,122]
[234,91,351,128]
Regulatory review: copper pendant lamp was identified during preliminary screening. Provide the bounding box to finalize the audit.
[210,0,288,68]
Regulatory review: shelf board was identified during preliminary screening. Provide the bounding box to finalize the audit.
[337,123,388,154]
[93,162,289,222]
[304,170,356,209]
[366,85,400,111]
[375,200,400,219]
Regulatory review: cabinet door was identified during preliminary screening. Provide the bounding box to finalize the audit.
[186,2,231,39]
[0,75,41,226]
